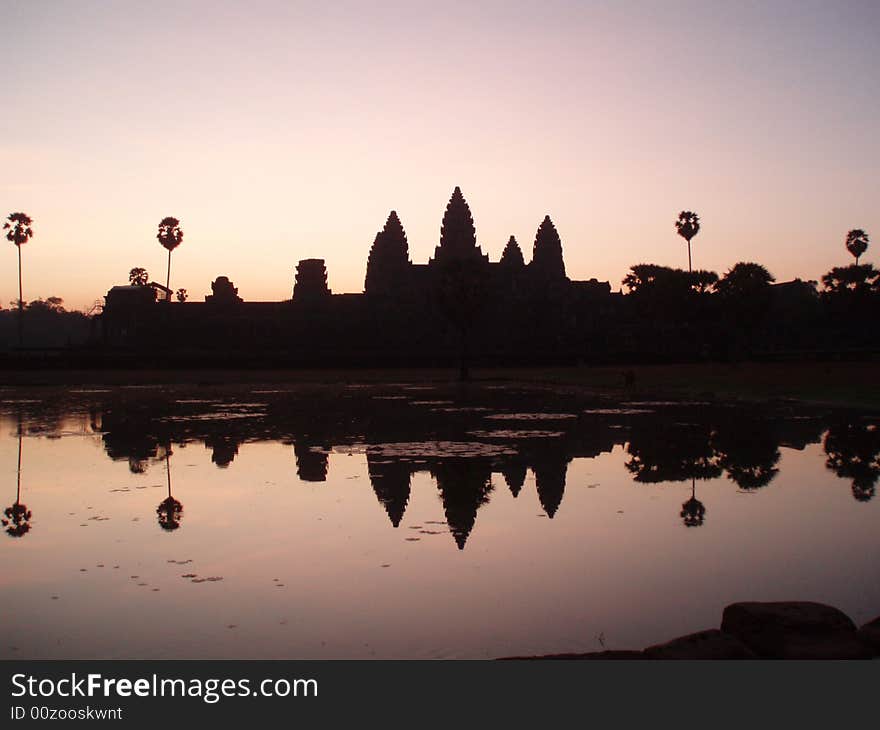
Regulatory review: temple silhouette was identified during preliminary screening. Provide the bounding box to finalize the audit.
[96,185,876,367]
[99,186,616,366]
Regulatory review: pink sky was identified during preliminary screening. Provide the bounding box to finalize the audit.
[3,1,878,310]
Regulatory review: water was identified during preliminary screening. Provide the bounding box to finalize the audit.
[1,383,878,659]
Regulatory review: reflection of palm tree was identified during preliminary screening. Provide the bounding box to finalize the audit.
[156,448,183,530]
[2,417,33,538]
[680,478,705,527]
[675,210,700,272]
[823,423,880,502]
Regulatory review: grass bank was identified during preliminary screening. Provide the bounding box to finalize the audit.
[0,361,878,409]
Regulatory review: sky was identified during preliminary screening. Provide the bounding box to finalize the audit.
[2,0,878,310]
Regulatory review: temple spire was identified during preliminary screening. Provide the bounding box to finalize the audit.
[432,186,486,264]
[530,215,566,279]
[500,235,525,267]
[365,210,411,295]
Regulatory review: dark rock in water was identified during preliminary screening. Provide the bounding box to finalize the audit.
[721,602,870,659]
[643,629,756,659]
[857,615,880,656]
[499,650,644,660]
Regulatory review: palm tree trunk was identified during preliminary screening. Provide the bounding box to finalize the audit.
[165,249,172,299]
[16,425,22,505]
[687,241,692,273]
[17,245,23,347]
[166,451,172,499]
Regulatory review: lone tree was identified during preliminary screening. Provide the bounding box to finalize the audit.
[845,229,869,265]
[675,210,700,272]
[4,212,34,346]
[129,267,149,286]
[157,217,183,296]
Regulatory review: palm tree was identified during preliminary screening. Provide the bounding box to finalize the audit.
[4,212,34,347]
[128,267,149,286]
[675,211,700,272]
[845,229,869,265]
[157,217,183,297]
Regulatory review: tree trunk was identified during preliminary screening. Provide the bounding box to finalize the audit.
[17,245,23,347]
[687,240,692,273]
[166,249,172,299]
[16,425,22,505]
[166,451,172,498]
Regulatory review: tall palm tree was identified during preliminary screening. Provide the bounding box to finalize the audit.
[845,229,869,265]
[157,217,183,299]
[4,212,34,347]
[675,211,700,272]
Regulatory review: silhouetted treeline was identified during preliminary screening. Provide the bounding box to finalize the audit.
[0,298,94,350]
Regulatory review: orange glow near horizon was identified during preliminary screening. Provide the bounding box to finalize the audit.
[3,1,878,311]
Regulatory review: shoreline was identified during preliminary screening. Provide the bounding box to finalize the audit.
[1,362,878,409]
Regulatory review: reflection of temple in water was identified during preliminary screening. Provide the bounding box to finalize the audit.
[73,394,877,551]
[294,442,330,482]
[532,452,570,519]
[367,454,411,528]
[501,461,527,498]
[432,460,494,550]
[205,434,241,469]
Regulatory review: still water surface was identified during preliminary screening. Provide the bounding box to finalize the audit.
[1,383,878,658]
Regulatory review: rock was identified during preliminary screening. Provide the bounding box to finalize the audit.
[857,615,880,656]
[721,602,871,659]
[643,629,756,659]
